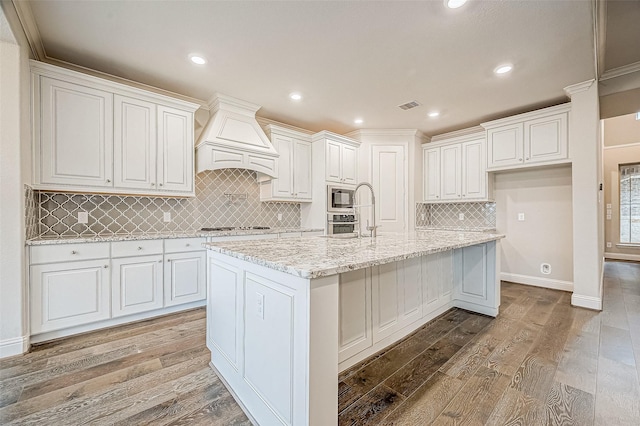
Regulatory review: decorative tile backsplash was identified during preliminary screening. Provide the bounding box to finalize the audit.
[416,202,496,230]
[32,169,300,237]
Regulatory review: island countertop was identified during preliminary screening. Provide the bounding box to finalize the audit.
[205,230,504,279]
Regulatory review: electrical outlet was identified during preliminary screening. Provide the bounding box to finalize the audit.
[458,213,464,221]
[606,242,612,248]
[77,211,88,224]
[277,213,282,221]
[541,263,551,275]
[256,292,265,319]
[518,213,525,221]
[163,212,171,222]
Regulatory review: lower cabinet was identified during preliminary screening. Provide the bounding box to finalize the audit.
[164,251,206,307]
[111,254,164,317]
[30,259,110,334]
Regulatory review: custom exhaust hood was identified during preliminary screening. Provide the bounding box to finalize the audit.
[195,93,279,177]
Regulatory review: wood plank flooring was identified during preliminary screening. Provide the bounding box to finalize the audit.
[1,260,639,425]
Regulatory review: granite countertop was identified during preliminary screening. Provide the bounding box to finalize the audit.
[26,228,324,246]
[205,230,505,279]
[415,226,497,232]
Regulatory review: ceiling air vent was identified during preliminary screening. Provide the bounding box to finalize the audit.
[397,100,421,110]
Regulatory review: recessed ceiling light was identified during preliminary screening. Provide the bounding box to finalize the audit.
[445,0,468,9]
[289,92,302,101]
[428,111,440,118]
[494,64,513,75]
[189,54,207,65]
[354,118,364,124]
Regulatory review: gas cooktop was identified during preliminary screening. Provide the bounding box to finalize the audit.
[200,226,271,232]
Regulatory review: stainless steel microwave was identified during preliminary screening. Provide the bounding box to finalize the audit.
[327,185,355,213]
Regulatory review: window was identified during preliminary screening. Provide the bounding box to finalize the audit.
[620,163,640,244]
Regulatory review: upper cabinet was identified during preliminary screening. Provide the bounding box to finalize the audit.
[315,132,359,185]
[483,104,570,171]
[32,61,199,197]
[259,125,312,202]
[422,129,488,202]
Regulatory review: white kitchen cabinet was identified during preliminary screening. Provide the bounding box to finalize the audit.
[30,243,111,335]
[319,133,359,185]
[371,258,423,344]
[30,259,111,334]
[111,255,164,317]
[31,60,198,196]
[114,95,157,190]
[483,104,569,171]
[338,269,371,362]
[423,147,441,201]
[453,241,498,314]
[260,125,312,202]
[422,250,453,316]
[157,105,194,193]
[36,76,114,188]
[164,237,206,307]
[422,129,488,202]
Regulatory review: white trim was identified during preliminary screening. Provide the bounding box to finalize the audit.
[430,126,484,144]
[602,141,640,150]
[0,335,29,358]
[600,61,640,81]
[571,294,602,311]
[501,272,573,292]
[346,129,426,138]
[605,252,640,262]
[11,0,45,60]
[481,103,571,129]
[563,80,596,98]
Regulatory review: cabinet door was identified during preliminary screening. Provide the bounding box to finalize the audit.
[325,140,342,183]
[39,77,113,187]
[164,251,206,307]
[341,144,358,185]
[487,124,524,169]
[441,144,461,200]
[423,147,441,201]
[114,95,157,190]
[272,135,295,198]
[30,259,110,334]
[293,139,312,199]
[453,242,497,313]
[338,269,371,362]
[462,139,486,199]
[157,106,194,193]
[524,113,568,164]
[112,255,164,317]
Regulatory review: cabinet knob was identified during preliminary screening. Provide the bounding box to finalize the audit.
[137,246,143,250]
[71,250,77,255]
[526,157,529,160]
[159,260,164,263]
[106,179,111,183]
[159,183,163,187]
[186,243,190,247]
[104,265,108,268]
[462,194,466,197]
[166,259,171,262]
[151,183,155,186]
[519,158,523,162]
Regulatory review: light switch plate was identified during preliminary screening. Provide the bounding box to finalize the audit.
[606,242,612,248]
[77,212,88,224]
[518,213,525,221]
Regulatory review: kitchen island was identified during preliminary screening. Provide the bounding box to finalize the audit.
[204,230,504,426]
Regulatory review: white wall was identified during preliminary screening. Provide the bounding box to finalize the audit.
[494,166,574,291]
[0,2,32,357]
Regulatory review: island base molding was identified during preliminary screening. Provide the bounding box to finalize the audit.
[206,240,500,426]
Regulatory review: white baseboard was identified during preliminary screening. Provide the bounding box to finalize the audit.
[501,272,573,292]
[571,293,602,311]
[0,335,29,359]
[604,252,640,262]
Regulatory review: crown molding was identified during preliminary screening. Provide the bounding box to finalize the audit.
[594,0,607,79]
[430,126,484,143]
[345,129,426,140]
[600,61,640,82]
[256,117,314,135]
[481,103,571,129]
[11,0,45,60]
[563,80,596,98]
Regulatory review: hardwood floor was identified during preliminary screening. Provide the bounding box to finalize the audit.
[1,260,638,425]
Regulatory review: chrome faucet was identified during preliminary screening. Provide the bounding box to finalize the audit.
[354,182,378,237]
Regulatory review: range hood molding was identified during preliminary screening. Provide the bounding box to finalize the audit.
[195,93,279,177]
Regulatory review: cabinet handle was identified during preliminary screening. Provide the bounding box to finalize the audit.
[526,157,529,160]
[106,179,111,183]
[137,246,143,250]
[71,250,77,255]
[159,260,164,263]
[104,265,108,268]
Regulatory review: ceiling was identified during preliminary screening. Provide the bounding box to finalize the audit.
[8,0,620,136]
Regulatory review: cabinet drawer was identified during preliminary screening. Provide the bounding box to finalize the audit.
[31,242,110,264]
[164,237,206,253]
[112,239,163,258]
